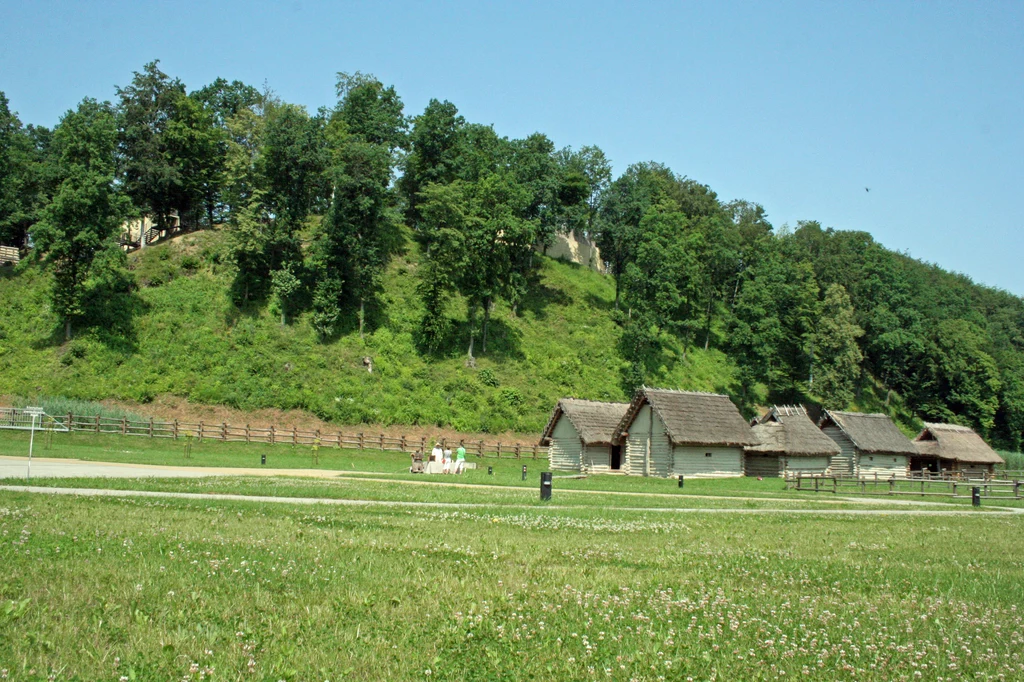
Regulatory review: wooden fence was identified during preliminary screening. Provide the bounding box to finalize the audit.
[53,412,548,460]
[786,472,1022,500]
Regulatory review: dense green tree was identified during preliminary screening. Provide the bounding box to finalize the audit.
[334,72,408,153]
[312,141,397,338]
[597,162,679,306]
[116,61,187,228]
[261,101,329,223]
[920,319,1002,431]
[163,93,225,228]
[727,236,820,404]
[0,93,49,247]
[33,99,130,340]
[400,99,465,228]
[812,284,864,408]
[191,78,261,129]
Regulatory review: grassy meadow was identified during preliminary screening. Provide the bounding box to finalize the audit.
[0,485,1022,681]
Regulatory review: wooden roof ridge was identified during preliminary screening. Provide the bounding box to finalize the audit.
[748,405,841,457]
[913,422,1005,465]
[615,386,757,447]
[819,409,918,455]
[539,398,630,446]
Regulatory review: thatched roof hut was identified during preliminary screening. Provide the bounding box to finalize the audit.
[819,410,916,478]
[748,405,842,457]
[616,388,756,448]
[540,399,629,446]
[912,423,1004,475]
[540,399,630,473]
[615,388,755,478]
[819,411,918,455]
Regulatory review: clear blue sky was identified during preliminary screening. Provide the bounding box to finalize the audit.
[3,1,1022,293]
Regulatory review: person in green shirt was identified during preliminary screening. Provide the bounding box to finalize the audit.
[454,442,467,474]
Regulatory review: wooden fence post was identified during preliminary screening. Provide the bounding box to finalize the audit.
[358,432,364,449]
[221,423,227,441]
[515,443,521,459]
[292,427,297,446]
[497,442,502,458]
[199,422,204,442]
[270,426,275,445]
[478,440,483,457]
[420,437,426,453]
[380,433,385,450]
[532,444,538,459]
[67,413,73,432]
[173,419,179,440]
[95,415,101,433]
[149,418,154,437]
[400,435,406,451]
[246,424,250,444]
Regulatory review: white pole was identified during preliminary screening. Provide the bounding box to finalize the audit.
[27,412,36,481]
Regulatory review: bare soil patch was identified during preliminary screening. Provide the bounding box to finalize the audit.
[94,394,539,446]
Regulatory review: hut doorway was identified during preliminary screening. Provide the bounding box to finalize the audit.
[610,445,622,471]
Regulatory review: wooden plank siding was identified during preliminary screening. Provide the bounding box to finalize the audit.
[859,454,909,478]
[547,414,583,471]
[745,454,781,477]
[782,456,831,475]
[624,405,672,476]
[823,425,857,476]
[672,445,744,478]
[582,444,612,474]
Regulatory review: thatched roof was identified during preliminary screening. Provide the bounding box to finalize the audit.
[539,399,630,446]
[747,406,841,457]
[819,410,918,455]
[913,423,1005,465]
[616,388,757,447]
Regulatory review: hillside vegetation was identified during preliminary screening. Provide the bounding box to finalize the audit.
[0,229,737,434]
[3,63,1024,445]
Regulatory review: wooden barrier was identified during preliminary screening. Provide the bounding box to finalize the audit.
[25,410,549,459]
[788,472,1022,500]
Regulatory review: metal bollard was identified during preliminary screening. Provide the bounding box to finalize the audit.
[261,453,266,466]
[972,486,981,507]
[522,465,527,481]
[678,475,684,488]
[488,466,493,476]
[540,472,552,501]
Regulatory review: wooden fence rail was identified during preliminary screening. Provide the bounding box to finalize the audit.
[45,411,548,460]
[787,472,1022,499]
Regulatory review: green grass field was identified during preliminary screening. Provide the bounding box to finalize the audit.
[0,484,1021,681]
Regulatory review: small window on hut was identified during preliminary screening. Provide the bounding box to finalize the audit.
[869,456,874,461]
[705,452,712,457]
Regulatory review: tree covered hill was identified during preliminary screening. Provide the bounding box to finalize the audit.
[2,62,1024,446]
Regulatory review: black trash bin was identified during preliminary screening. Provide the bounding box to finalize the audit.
[540,472,552,501]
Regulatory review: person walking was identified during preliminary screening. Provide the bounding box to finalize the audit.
[454,441,467,474]
[442,445,453,474]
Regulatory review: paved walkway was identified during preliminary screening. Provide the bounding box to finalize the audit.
[0,485,1020,516]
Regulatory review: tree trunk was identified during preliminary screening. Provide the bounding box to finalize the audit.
[482,297,491,354]
[64,318,72,342]
[703,295,714,350]
[467,331,475,360]
[206,199,215,231]
[281,308,286,327]
[359,298,365,340]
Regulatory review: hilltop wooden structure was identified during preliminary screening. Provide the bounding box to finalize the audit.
[0,245,20,265]
[912,423,1005,478]
[745,405,841,477]
[540,399,629,473]
[819,410,916,478]
[614,388,756,478]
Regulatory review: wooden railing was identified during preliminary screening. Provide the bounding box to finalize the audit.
[786,472,1022,500]
[49,412,548,460]
[0,245,20,265]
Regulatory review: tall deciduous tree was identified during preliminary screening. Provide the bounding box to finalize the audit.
[400,99,465,228]
[0,92,49,247]
[812,283,864,408]
[116,61,187,228]
[34,99,129,340]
